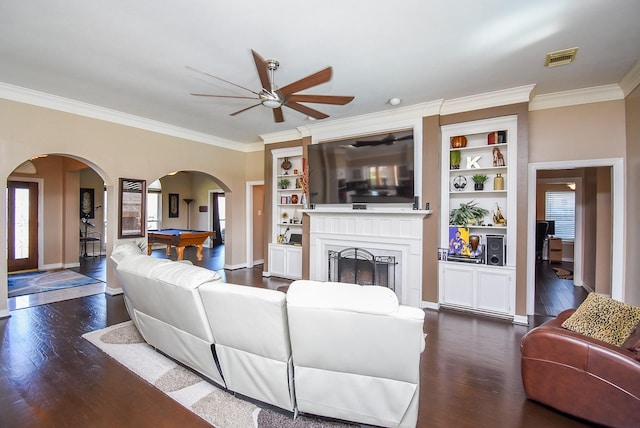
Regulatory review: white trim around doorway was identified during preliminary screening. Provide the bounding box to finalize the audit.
[246,181,264,268]
[526,158,625,316]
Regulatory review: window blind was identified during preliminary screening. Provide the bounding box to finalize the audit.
[545,191,575,240]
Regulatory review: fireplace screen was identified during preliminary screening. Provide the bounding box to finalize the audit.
[328,248,396,291]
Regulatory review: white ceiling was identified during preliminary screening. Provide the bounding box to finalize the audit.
[1,1,638,149]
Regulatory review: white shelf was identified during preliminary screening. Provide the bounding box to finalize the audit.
[269,146,304,279]
[439,115,518,319]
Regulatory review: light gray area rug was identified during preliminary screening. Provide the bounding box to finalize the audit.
[83,322,358,428]
[8,269,101,297]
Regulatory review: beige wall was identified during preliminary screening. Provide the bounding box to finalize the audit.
[1,98,261,314]
[529,100,626,162]
[2,91,638,316]
[625,85,640,305]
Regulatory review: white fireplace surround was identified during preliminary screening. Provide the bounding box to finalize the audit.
[305,208,430,307]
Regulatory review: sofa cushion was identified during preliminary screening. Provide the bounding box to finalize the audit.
[561,293,640,346]
[286,280,399,315]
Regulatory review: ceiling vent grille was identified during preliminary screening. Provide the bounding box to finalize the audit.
[545,47,579,67]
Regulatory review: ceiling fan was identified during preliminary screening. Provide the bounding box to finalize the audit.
[189,49,354,123]
[352,132,413,147]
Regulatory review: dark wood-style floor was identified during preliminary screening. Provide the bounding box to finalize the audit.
[1,248,593,427]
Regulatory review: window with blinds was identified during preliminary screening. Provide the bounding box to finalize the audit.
[545,191,575,240]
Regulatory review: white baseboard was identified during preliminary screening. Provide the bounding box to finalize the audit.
[421,301,439,311]
[41,263,63,270]
[513,315,529,325]
[224,263,246,271]
[105,286,123,296]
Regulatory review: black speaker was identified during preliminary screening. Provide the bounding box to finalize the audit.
[486,235,505,266]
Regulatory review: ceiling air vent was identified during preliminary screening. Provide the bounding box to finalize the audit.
[545,47,579,67]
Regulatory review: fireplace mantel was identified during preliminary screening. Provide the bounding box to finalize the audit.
[304,208,432,217]
[305,208,430,307]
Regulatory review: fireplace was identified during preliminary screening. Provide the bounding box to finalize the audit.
[305,208,429,307]
[328,248,396,290]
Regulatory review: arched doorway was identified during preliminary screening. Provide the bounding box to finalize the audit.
[147,170,231,273]
[6,154,109,308]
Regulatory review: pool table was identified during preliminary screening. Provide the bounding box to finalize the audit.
[147,229,215,261]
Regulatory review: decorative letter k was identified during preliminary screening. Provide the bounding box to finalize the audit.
[467,156,481,169]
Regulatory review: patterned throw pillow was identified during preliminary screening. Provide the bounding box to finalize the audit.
[561,293,640,346]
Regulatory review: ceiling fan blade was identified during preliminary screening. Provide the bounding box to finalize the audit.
[394,134,414,141]
[191,93,258,100]
[186,66,260,96]
[251,49,272,91]
[279,67,333,97]
[286,94,354,105]
[284,101,329,120]
[230,103,261,116]
[273,107,284,123]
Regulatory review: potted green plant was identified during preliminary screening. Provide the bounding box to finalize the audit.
[472,174,488,191]
[449,201,489,226]
[278,178,290,189]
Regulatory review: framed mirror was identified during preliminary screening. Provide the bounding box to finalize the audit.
[118,178,146,238]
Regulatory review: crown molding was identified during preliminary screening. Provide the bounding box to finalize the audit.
[619,59,640,97]
[529,84,624,111]
[261,100,444,145]
[440,84,535,115]
[0,82,263,152]
[259,129,305,145]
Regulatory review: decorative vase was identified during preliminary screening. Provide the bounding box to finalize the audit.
[301,194,308,209]
[291,194,299,204]
[494,173,504,190]
[469,235,480,251]
[450,150,461,170]
[451,136,467,148]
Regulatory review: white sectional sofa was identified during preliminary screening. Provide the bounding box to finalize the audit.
[111,241,426,427]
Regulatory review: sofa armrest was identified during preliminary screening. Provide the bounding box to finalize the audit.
[522,311,640,398]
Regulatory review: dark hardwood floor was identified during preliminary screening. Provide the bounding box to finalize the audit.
[1,247,594,427]
[534,260,588,327]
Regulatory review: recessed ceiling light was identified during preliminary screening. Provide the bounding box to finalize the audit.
[388,98,402,106]
[545,47,579,67]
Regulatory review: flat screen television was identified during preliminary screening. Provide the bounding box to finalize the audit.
[308,130,415,206]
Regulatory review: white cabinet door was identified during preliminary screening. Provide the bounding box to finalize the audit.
[439,263,474,307]
[285,246,303,279]
[476,269,514,314]
[440,262,515,317]
[268,243,302,280]
[269,244,286,277]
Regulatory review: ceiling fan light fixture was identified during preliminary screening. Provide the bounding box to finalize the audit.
[262,99,282,109]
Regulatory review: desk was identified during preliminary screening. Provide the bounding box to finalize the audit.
[147,229,214,261]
